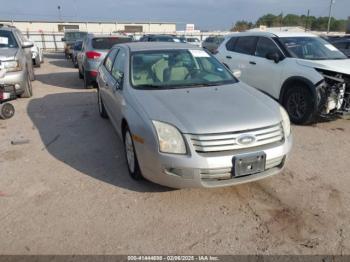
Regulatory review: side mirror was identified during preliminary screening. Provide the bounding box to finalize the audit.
[232,69,242,78]
[266,52,283,63]
[115,73,124,89]
[61,38,66,42]
[22,41,34,49]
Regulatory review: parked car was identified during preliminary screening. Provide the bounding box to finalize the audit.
[31,42,44,67]
[96,42,292,188]
[61,30,87,59]
[202,36,225,53]
[71,40,82,68]
[139,34,182,43]
[216,32,350,124]
[185,37,201,47]
[330,39,350,57]
[77,34,132,88]
[0,24,34,98]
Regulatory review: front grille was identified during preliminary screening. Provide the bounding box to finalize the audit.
[189,123,283,153]
[200,155,285,181]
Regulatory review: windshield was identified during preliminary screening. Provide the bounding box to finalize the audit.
[92,37,132,50]
[131,49,236,89]
[0,30,18,48]
[280,36,347,60]
[65,32,87,42]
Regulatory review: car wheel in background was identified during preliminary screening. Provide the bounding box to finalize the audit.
[284,86,315,125]
[0,103,15,119]
[78,68,83,79]
[97,88,108,119]
[123,127,143,180]
[35,57,41,68]
[20,73,33,98]
[83,70,93,89]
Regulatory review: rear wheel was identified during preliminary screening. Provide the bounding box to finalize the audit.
[283,85,315,125]
[124,127,143,180]
[20,73,33,98]
[0,103,15,119]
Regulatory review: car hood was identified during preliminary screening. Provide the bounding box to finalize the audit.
[132,83,282,134]
[0,48,18,61]
[296,58,350,75]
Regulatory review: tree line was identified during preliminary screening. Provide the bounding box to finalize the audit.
[231,13,348,32]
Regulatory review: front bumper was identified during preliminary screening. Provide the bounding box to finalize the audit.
[138,135,293,189]
[0,70,26,95]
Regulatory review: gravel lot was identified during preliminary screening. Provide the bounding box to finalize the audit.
[0,53,350,255]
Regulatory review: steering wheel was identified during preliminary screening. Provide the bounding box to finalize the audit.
[185,68,201,80]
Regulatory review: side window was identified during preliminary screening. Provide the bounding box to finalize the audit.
[111,48,126,80]
[255,37,282,58]
[104,48,118,72]
[226,37,237,51]
[234,36,258,55]
[206,37,213,43]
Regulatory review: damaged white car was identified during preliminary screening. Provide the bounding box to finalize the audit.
[216,32,350,124]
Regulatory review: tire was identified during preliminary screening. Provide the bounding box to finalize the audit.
[97,88,108,119]
[84,70,93,89]
[29,65,35,81]
[0,103,15,119]
[123,127,143,180]
[35,57,41,68]
[78,67,83,79]
[283,85,315,125]
[20,73,33,98]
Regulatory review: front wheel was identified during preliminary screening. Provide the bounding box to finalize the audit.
[124,127,143,180]
[283,86,315,125]
[97,88,108,119]
[20,73,33,98]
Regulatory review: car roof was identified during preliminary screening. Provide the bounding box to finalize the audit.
[119,42,202,52]
[225,31,318,39]
[0,24,16,31]
[87,33,131,38]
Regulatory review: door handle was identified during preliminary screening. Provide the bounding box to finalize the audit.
[249,61,256,65]
[226,55,232,59]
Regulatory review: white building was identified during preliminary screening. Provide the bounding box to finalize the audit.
[0,20,177,34]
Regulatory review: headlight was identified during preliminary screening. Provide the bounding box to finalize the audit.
[280,106,291,138]
[3,60,21,72]
[152,120,187,154]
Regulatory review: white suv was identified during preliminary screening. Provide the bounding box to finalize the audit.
[215,32,350,124]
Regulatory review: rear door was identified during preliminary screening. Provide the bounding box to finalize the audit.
[223,36,258,84]
[98,48,119,114]
[245,37,285,98]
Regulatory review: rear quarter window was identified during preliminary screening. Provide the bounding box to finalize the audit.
[226,37,238,51]
[92,37,132,50]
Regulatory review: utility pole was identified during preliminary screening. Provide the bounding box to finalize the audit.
[327,0,335,34]
[305,9,310,32]
[57,5,62,21]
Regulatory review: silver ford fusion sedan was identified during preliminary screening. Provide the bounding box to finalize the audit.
[96,42,292,188]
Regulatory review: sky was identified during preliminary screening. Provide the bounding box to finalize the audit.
[0,0,349,30]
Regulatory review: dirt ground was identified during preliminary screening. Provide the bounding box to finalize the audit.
[0,53,350,255]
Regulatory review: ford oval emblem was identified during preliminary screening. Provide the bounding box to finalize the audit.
[237,134,256,146]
